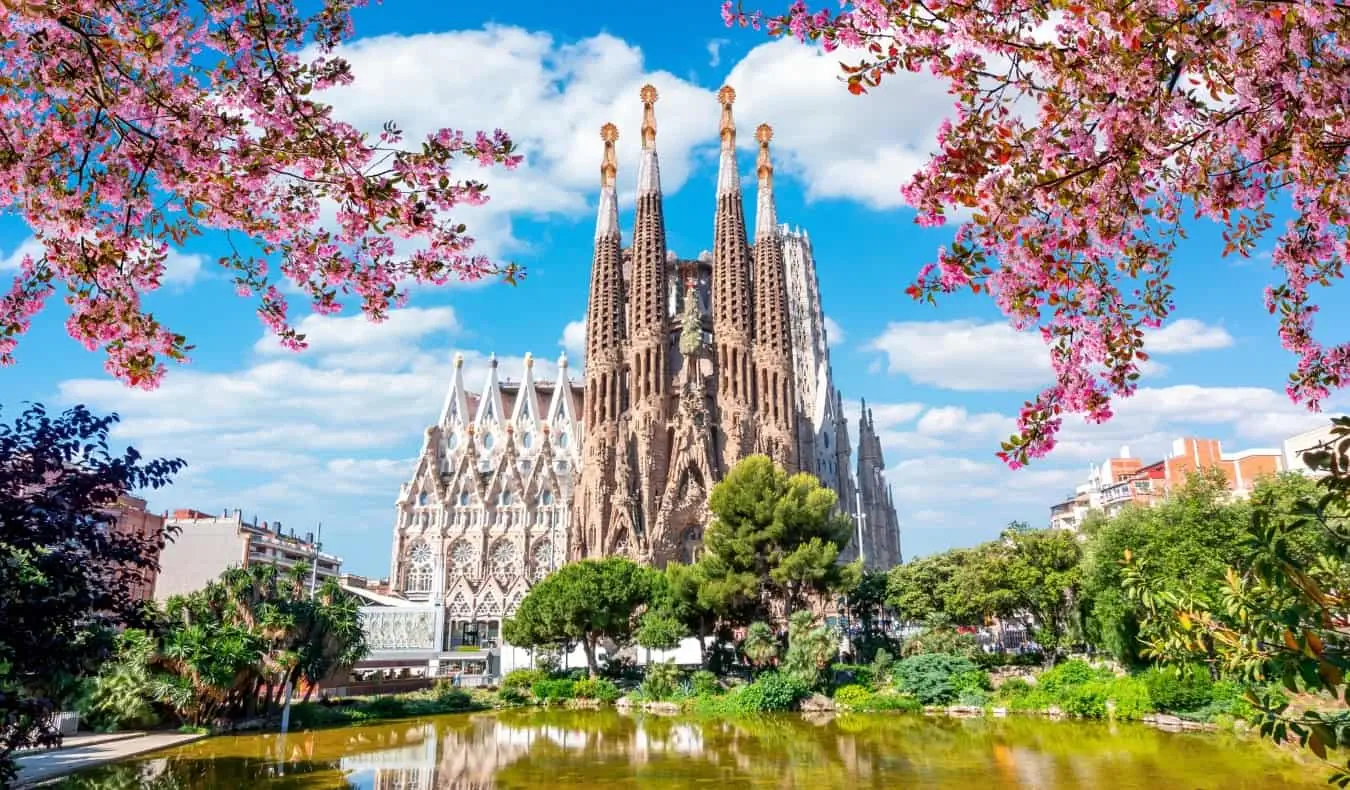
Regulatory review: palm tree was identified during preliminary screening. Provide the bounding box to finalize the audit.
[740,622,780,671]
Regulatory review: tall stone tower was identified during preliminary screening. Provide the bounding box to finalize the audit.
[749,124,797,470]
[710,86,757,471]
[569,84,901,570]
[857,400,903,568]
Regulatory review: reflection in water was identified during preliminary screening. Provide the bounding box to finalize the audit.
[55,711,1320,789]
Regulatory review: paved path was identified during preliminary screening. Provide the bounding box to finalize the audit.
[14,731,209,787]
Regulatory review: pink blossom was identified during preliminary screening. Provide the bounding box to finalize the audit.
[728,0,1350,468]
[0,0,523,386]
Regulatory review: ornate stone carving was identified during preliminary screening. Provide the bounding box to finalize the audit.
[362,608,437,651]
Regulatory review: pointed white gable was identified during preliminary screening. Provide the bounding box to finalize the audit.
[512,352,538,424]
[439,352,471,427]
[475,353,504,425]
[548,353,579,442]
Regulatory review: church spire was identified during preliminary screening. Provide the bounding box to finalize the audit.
[754,123,778,240]
[583,122,626,427]
[629,83,669,377]
[750,123,796,469]
[638,84,662,196]
[596,122,619,238]
[711,85,757,465]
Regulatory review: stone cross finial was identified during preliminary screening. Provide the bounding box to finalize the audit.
[640,84,658,148]
[600,123,618,186]
[718,85,737,149]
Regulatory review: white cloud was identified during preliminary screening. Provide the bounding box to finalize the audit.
[823,316,845,347]
[560,318,586,364]
[1143,318,1233,353]
[308,24,960,260]
[722,38,953,210]
[706,39,729,68]
[59,309,575,534]
[866,318,1232,391]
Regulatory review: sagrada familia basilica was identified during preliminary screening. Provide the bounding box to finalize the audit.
[361,86,900,673]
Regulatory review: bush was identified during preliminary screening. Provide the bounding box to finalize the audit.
[689,670,721,697]
[1037,660,1106,694]
[639,660,682,701]
[832,684,874,710]
[502,668,549,694]
[497,687,529,706]
[831,664,876,688]
[531,678,576,703]
[572,678,621,703]
[363,696,409,719]
[867,693,923,712]
[1142,665,1213,712]
[894,654,988,706]
[737,671,811,712]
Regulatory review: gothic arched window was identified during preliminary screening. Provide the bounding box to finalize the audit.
[458,492,470,506]
[449,539,476,579]
[405,541,433,593]
[418,492,428,506]
[489,540,519,581]
[530,541,553,582]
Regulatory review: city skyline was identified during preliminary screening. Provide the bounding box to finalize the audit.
[5,1,1350,576]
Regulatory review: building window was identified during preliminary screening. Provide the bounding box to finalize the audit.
[418,492,428,506]
[490,539,519,581]
[483,433,495,450]
[557,432,569,448]
[448,433,459,449]
[522,432,533,449]
[541,491,553,506]
[405,541,433,593]
[458,492,470,506]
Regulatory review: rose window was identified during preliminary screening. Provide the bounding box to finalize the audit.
[489,540,519,581]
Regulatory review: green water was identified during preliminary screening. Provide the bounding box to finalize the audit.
[54,710,1321,789]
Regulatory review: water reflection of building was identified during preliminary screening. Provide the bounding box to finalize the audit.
[339,715,718,789]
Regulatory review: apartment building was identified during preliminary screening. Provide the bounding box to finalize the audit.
[1049,437,1283,532]
[108,494,166,602]
[1282,423,1342,479]
[154,508,342,600]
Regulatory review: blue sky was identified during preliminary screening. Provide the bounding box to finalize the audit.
[4,1,1348,578]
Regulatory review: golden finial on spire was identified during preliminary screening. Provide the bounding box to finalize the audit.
[600,123,618,187]
[640,84,659,148]
[755,123,774,183]
[718,85,737,150]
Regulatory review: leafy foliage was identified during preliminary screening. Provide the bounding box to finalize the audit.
[503,557,657,677]
[893,654,988,707]
[0,403,182,782]
[1126,418,1350,780]
[701,456,859,619]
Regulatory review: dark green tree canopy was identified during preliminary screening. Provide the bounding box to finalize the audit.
[503,557,656,676]
[702,455,859,618]
[0,403,184,781]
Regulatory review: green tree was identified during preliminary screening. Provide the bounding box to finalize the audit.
[0,403,183,782]
[701,455,859,621]
[1126,418,1350,781]
[886,551,971,625]
[842,571,896,662]
[503,557,655,677]
[782,611,839,688]
[1080,468,1252,664]
[740,622,780,671]
[1001,528,1082,662]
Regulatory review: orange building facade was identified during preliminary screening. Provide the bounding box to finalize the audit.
[1049,437,1284,531]
[109,494,166,602]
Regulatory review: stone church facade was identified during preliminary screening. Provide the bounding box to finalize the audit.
[374,86,900,676]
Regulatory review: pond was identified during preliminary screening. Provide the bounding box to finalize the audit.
[53,710,1320,789]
